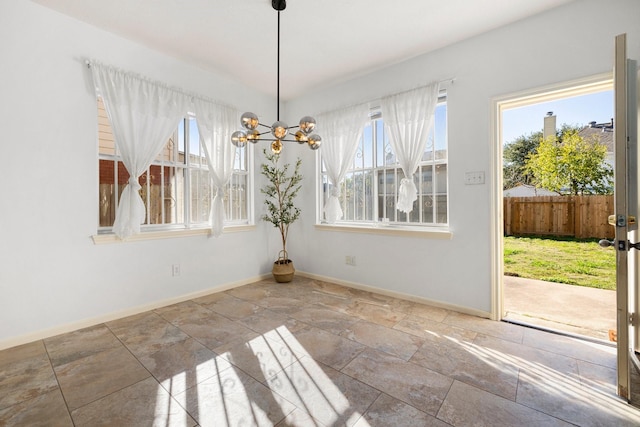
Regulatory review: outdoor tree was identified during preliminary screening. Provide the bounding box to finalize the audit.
[503,131,542,189]
[525,128,613,195]
[503,124,585,189]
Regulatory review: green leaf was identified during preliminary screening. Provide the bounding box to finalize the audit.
[260,148,304,253]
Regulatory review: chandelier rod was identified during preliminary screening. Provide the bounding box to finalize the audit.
[276,9,281,121]
[230,0,322,152]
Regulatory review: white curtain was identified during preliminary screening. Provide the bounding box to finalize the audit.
[193,98,238,237]
[318,104,369,223]
[380,83,439,214]
[91,63,189,239]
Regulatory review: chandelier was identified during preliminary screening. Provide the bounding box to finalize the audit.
[230,0,321,154]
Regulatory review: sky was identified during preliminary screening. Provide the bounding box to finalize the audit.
[502,90,614,145]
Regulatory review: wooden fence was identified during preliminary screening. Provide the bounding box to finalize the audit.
[503,195,614,239]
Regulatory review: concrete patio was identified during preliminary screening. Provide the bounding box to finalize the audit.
[503,275,617,343]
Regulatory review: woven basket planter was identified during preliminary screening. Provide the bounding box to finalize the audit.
[272,250,295,283]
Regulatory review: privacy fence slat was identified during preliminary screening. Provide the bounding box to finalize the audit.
[503,195,614,239]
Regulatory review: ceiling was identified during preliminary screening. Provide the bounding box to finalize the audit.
[33,0,575,100]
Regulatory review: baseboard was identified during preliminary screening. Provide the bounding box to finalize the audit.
[297,271,491,319]
[1,271,490,351]
[0,274,271,351]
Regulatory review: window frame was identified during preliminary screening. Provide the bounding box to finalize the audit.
[316,93,449,232]
[96,100,254,240]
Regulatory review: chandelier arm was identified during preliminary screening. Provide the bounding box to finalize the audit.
[256,137,298,143]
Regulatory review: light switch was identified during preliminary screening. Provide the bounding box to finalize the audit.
[464,171,485,185]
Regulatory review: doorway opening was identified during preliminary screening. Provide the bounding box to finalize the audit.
[492,75,615,343]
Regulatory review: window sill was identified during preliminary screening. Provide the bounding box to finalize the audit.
[314,223,453,239]
[91,225,256,245]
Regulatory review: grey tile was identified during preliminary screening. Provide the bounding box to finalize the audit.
[340,320,424,361]
[305,291,355,312]
[342,300,407,328]
[522,327,616,368]
[391,299,451,323]
[217,333,299,382]
[438,380,571,426]
[254,296,311,314]
[343,348,453,416]
[158,306,258,351]
[139,338,233,395]
[237,307,306,336]
[311,280,368,299]
[107,311,189,357]
[1,278,634,426]
[44,324,122,367]
[0,342,58,410]
[71,377,196,427]
[0,341,46,366]
[190,291,230,305]
[153,300,216,325]
[54,346,150,410]
[227,279,314,303]
[267,356,380,427]
[290,325,366,370]
[195,293,261,320]
[459,333,581,400]
[443,311,524,343]
[176,367,296,427]
[410,331,519,400]
[225,282,274,301]
[474,333,580,376]
[576,359,617,396]
[275,408,328,427]
[353,393,449,427]
[290,304,359,335]
[394,313,477,341]
[0,389,73,427]
[516,363,640,426]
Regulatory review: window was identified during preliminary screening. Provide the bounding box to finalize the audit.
[98,98,250,233]
[319,95,447,226]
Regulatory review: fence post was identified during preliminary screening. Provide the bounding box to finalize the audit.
[504,198,510,235]
[573,195,581,238]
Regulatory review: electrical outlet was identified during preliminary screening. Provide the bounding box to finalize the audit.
[172,264,181,277]
[345,256,356,266]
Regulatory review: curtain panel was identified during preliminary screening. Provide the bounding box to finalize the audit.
[318,105,370,223]
[192,99,238,237]
[380,83,439,214]
[90,62,190,239]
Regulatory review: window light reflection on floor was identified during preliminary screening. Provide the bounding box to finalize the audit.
[153,325,369,426]
[453,336,637,422]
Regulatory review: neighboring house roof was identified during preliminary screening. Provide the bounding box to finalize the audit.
[503,184,560,197]
[577,122,613,153]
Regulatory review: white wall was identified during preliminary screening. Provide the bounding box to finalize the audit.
[2,0,639,348]
[285,0,640,314]
[0,0,275,348]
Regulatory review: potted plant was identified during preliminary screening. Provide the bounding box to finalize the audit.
[260,148,303,282]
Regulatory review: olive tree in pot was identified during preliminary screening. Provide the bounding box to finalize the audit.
[260,148,303,283]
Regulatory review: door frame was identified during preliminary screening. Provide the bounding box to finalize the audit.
[613,32,640,402]
[490,73,614,322]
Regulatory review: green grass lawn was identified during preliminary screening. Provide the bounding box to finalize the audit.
[503,236,616,290]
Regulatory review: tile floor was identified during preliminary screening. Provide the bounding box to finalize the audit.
[1,277,639,426]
